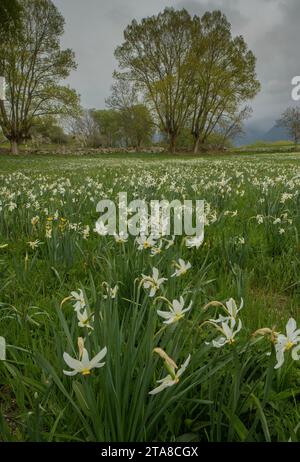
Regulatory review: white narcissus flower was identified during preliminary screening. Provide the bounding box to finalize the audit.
[225,298,243,318]
[94,220,109,236]
[274,318,300,369]
[185,232,204,249]
[114,232,128,244]
[136,235,157,250]
[150,241,163,256]
[8,202,17,211]
[164,236,175,249]
[0,337,6,361]
[103,284,118,299]
[141,267,167,297]
[70,289,86,312]
[149,354,191,395]
[31,216,40,226]
[63,347,107,376]
[211,298,243,324]
[157,297,192,324]
[206,318,242,348]
[27,239,43,250]
[45,227,52,239]
[82,225,90,240]
[76,309,94,330]
[171,258,192,277]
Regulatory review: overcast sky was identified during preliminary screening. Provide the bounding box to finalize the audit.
[52,0,300,132]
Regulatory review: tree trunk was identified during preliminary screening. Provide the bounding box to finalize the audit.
[168,133,177,154]
[193,133,206,154]
[10,140,19,155]
[193,136,200,154]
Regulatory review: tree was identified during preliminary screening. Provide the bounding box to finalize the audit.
[0,0,22,41]
[92,109,121,147]
[277,107,300,147]
[119,104,154,148]
[69,109,101,147]
[30,115,69,145]
[114,8,260,154]
[190,11,260,153]
[106,76,138,111]
[106,78,154,148]
[0,0,80,154]
[216,106,252,147]
[114,8,195,153]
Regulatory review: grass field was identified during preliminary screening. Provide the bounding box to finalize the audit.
[0,151,300,442]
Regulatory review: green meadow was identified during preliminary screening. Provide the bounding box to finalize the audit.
[0,151,300,442]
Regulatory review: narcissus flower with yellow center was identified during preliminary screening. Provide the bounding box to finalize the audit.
[210,298,244,325]
[157,296,192,325]
[136,235,157,250]
[141,267,167,297]
[76,309,94,330]
[27,240,43,250]
[203,318,242,348]
[171,258,191,277]
[274,318,300,369]
[114,232,128,244]
[63,347,107,377]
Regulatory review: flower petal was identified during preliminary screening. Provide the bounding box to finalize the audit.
[286,318,297,336]
[149,378,174,395]
[89,347,107,368]
[177,354,191,377]
[274,350,285,369]
[157,310,172,320]
[63,352,82,371]
[291,345,300,361]
[63,369,78,376]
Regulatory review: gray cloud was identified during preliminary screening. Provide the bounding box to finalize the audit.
[176,0,249,29]
[53,0,299,131]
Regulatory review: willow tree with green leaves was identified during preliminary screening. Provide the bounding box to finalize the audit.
[0,0,22,41]
[190,11,260,153]
[0,0,79,154]
[114,8,260,154]
[114,8,195,153]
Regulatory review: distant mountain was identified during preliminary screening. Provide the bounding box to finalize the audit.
[235,127,265,146]
[262,125,291,142]
[235,124,292,146]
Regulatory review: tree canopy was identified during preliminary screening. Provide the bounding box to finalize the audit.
[114,7,260,153]
[0,0,22,40]
[0,0,79,154]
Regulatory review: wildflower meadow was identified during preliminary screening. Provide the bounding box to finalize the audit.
[0,152,300,442]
